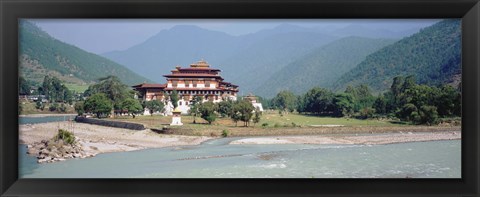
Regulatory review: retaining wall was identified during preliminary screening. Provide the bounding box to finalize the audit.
[74,116,145,130]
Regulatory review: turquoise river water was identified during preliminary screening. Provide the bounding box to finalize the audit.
[19,117,461,178]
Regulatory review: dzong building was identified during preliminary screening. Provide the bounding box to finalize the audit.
[132,60,239,115]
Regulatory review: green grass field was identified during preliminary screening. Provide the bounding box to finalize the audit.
[65,84,89,93]
[109,111,411,136]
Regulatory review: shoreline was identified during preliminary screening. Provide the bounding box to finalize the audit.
[229,131,460,145]
[19,121,461,163]
[19,121,213,162]
[19,113,77,118]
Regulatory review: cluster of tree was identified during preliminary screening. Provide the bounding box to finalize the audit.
[19,76,37,95]
[267,75,461,125]
[38,76,74,104]
[189,98,261,127]
[373,76,460,125]
[79,76,144,118]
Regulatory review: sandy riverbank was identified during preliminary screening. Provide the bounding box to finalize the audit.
[230,131,461,145]
[19,113,77,117]
[19,121,212,157]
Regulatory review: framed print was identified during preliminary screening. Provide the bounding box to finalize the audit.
[1,0,479,196]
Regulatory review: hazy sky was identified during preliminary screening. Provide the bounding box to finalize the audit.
[28,19,441,54]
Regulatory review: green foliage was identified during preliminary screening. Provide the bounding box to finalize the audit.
[189,96,203,123]
[35,101,44,110]
[19,21,151,85]
[74,101,85,115]
[84,76,131,103]
[333,93,354,117]
[170,90,179,109]
[418,105,439,125]
[144,100,165,115]
[356,107,375,119]
[55,129,75,145]
[49,103,59,112]
[232,100,255,127]
[221,130,229,137]
[217,100,234,117]
[261,123,269,128]
[198,101,217,124]
[19,76,36,95]
[253,109,261,127]
[59,103,67,112]
[120,98,143,118]
[297,87,335,115]
[84,93,113,119]
[272,90,297,113]
[38,76,73,103]
[334,19,461,92]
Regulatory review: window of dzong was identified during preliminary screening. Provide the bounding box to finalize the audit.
[193,81,197,87]
[172,81,178,87]
[205,81,210,87]
[179,101,182,106]
[185,81,190,87]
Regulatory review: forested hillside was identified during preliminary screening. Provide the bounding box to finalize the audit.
[19,21,152,86]
[332,19,461,92]
[255,37,396,98]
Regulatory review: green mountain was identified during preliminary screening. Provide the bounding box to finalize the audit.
[19,21,152,86]
[255,37,396,98]
[332,19,461,92]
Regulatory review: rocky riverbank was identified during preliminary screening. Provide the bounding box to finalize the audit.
[26,138,94,163]
[20,121,213,163]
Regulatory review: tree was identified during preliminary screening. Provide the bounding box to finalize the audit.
[418,105,439,125]
[74,101,85,116]
[84,93,113,118]
[84,76,130,103]
[198,101,217,124]
[373,95,387,115]
[144,100,165,116]
[233,100,255,127]
[253,109,261,127]
[333,93,354,117]
[272,90,296,114]
[19,76,33,95]
[217,100,234,117]
[300,87,335,115]
[170,90,179,109]
[189,96,203,123]
[120,98,143,118]
[38,75,72,103]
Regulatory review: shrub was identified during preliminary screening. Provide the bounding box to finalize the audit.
[49,103,59,112]
[55,129,75,145]
[59,103,67,112]
[221,130,229,137]
[274,123,281,128]
[261,123,269,128]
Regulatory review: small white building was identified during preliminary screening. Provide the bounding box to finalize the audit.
[243,94,264,112]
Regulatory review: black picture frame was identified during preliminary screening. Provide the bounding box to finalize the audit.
[1,0,479,196]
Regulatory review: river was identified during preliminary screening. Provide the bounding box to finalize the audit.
[18,116,461,178]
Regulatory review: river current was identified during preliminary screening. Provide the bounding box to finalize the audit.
[18,116,461,178]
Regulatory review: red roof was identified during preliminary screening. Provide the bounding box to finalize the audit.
[163,74,223,79]
[164,87,224,91]
[132,83,166,89]
[178,67,221,72]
